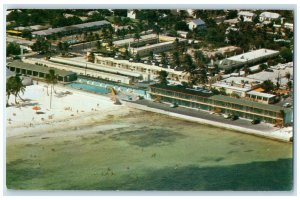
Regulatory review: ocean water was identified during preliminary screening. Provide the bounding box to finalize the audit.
[6,110,293,191]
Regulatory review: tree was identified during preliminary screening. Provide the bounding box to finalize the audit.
[219,87,227,95]
[280,47,293,62]
[182,54,199,85]
[96,40,102,50]
[134,53,141,62]
[259,63,268,71]
[134,31,141,47]
[225,10,238,19]
[6,42,21,56]
[160,52,168,66]
[287,81,292,91]
[153,25,162,43]
[6,77,14,106]
[262,80,275,93]
[158,70,168,85]
[194,50,208,65]
[6,75,26,105]
[21,29,32,40]
[31,37,50,54]
[285,72,291,81]
[58,41,70,56]
[175,21,189,31]
[172,51,181,67]
[45,69,58,109]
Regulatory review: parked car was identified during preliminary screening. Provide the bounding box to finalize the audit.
[265,69,274,72]
[223,114,232,119]
[283,102,291,108]
[251,119,261,124]
[230,115,239,121]
[170,103,178,108]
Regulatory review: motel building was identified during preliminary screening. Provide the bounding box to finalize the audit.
[31,20,111,38]
[149,84,292,126]
[7,61,77,82]
[21,57,140,85]
[94,55,190,83]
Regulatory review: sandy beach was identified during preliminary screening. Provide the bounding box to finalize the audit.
[6,82,134,137]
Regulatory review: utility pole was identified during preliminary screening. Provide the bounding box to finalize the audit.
[85,63,87,76]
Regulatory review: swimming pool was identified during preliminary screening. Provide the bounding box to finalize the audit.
[65,82,109,94]
[76,78,148,97]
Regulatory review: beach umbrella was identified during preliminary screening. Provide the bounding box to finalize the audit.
[32,105,41,113]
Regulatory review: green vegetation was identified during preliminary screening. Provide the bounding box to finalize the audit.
[261,80,275,93]
[31,37,51,54]
[158,70,168,85]
[280,47,293,62]
[6,75,26,106]
[6,42,20,56]
[45,69,58,109]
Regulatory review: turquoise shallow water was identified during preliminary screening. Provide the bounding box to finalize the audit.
[7,110,293,191]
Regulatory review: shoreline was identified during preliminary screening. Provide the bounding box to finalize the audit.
[124,101,293,143]
[6,82,293,143]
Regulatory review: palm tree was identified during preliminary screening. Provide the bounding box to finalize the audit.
[7,75,26,105]
[134,31,141,47]
[46,69,58,109]
[182,54,197,85]
[172,51,181,67]
[158,70,168,85]
[6,77,14,107]
[285,72,291,81]
[153,25,161,43]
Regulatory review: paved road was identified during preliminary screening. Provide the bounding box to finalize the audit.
[6,36,35,46]
[132,99,278,133]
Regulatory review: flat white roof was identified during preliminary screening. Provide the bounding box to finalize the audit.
[260,12,281,19]
[247,91,276,98]
[212,82,251,92]
[32,20,110,36]
[238,11,256,17]
[227,49,279,63]
[95,55,185,75]
[131,41,174,51]
[113,34,157,46]
[49,57,142,78]
[223,76,262,85]
[249,65,260,71]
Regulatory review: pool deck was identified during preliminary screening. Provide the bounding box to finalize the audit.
[124,99,293,142]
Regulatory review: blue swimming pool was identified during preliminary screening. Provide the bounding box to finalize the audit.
[65,82,109,94]
[76,78,147,97]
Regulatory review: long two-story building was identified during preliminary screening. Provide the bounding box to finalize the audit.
[149,84,292,126]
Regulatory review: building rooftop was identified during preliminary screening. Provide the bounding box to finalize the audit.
[50,57,142,78]
[32,20,110,36]
[212,82,251,92]
[247,66,293,86]
[95,55,186,76]
[210,95,283,112]
[260,12,281,19]
[130,41,174,51]
[190,18,205,25]
[226,49,279,63]
[238,11,256,17]
[150,84,214,98]
[246,91,276,98]
[8,61,76,77]
[113,34,157,46]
